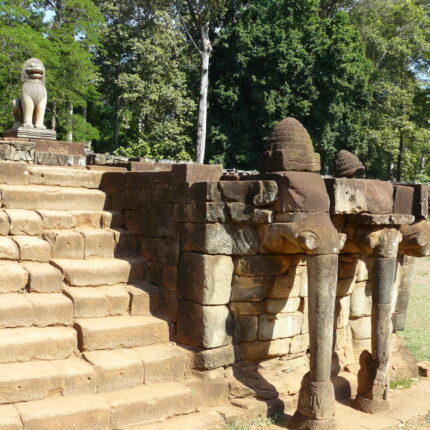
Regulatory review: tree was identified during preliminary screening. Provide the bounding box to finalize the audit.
[94,1,196,159]
[177,0,227,163]
[207,0,371,170]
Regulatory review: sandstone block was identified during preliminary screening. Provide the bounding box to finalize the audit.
[5,209,42,235]
[152,182,189,203]
[0,361,61,403]
[175,202,226,223]
[336,277,355,297]
[230,301,265,315]
[258,313,303,340]
[43,230,84,259]
[71,210,103,228]
[238,315,258,341]
[98,285,130,315]
[234,255,290,276]
[52,258,141,287]
[50,358,97,396]
[149,262,177,290]
[78,228,115,258]
[0,237,19,260]
[0,294,33,328]
[290,334,309,354]
[0,211,10,235]
[64,286,109,318]
[267,269,305,299]
[189,182,221,202]
[12,236,51,262]
[241,339,291,362]
[17,394,110,430]
[0,185,108,211]
[181,223,258,255]
[350,317,372,340]
[134,344,191,384]
[28,294,73,327]
[0,327,76,363]
[0,261,28,293]
[102,382,195,429]
[36,210,76,229]
[177,300,233,348]
[231,276,273,301]
[75,316,168,351]
[127,283,159,316]
[265,298,301,314]
[178,253,233,305]
[194,344,235,370]
[159,288,178,322]
[336,295,350,329]
[28,166,103,188]
[84,349,143,392]
[0,404,22,430]
[111,228,138,257]
[350,281,372,317]
[22,262,63,293]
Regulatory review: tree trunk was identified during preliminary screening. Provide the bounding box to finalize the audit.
[396,130,404,182]
[51,103,57,130]
[67,104,73,142]
[419,154,426,175]
[196,22,211,164]
[114,96,120,148]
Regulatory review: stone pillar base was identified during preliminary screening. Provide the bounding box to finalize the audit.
[352,394,390,414]
[289,412,337,430]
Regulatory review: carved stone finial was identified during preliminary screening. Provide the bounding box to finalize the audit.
[259,117,321,173]
[334,150,365,178]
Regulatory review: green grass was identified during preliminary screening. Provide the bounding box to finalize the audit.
[401,257,430,361]
[216,414,283,430]
[389,377,414,390]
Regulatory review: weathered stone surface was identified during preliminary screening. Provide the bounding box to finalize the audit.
[350,281,372,317]
[149,262,177,290]
[43,230,84,259]
[75,316,168,351]
[0,294,33,328]
[0,261,28,293]
[194,344,235,370]
[111,228,138,257]
[400,220,430,257]
[5,209,42,236]
[265,298,301,314]
[0,185,108,211]
[258,313,303,340]
[181,223,259,255]
[22,262,63,293]
[230,301,265,315]
[12,236,50,262]
[0,211,10,235]
[234,255,290,276]
[127,283,159,316]
[84,349,143,392]
[175,202,226,223]
[177,300,233,349]
[27,166,101,188]
[189,182,221,202]
[336,296,350,329]
[237,315,258,341]
[28,294,73,327]
[152,182,189,203]
[225,202,255,223]
[78,228,115,258]
[241,339,291,362]
[350,317,371,340]
[159,163,223,183]
[0,327,76,363]
[71,210,103,228]
[273,172,329,213]
[290,334,309,354]
[0,237,19,260]
[100,284,133,316]
[36,210,76,229]
[64,286,109,318]
[0,404,22,429]
[17,394,110,430]
[231,276,273,301]
[178,253,233,305]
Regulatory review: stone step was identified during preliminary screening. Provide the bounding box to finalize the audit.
[78,228,115,258]
[0,184,108,211]
[0,357,96,404]
[64,285,130,318]
[112,228,138,257]
[0,326,76,363]
[0,404,22,430]
[75,315,169,351]
[71,210,123,229]
[133,344,192,384]
[52,257,147,287]
[102,382,196,428]
[0,261,28,293]
[27,166,104,188]
[16,393,110,430]
[0,293,73,328]
[130,410,224,430]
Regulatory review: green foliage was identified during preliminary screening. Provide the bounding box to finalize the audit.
[207,0,371,170]
[389,377,414,390]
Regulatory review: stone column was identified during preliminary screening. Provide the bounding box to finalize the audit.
[260,213,345,429]
[347,226,402,413]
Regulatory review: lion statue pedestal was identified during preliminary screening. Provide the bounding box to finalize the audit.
[3,58,56,141]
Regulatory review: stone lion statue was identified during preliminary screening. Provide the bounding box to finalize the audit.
[12,58,47,130]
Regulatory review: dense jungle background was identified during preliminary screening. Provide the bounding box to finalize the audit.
[0,0,429,180]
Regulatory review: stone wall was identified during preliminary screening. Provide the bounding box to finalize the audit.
[98,163,429,378]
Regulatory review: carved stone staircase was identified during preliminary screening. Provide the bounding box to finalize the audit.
[0,165,228,430]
